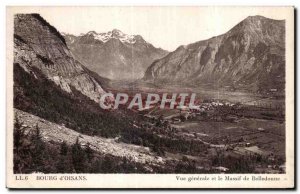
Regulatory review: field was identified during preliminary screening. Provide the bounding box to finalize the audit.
[123,83,287,173]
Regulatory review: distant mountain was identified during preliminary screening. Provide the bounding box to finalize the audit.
[14,14,107,102]
[63,29,168,80]
[143,16,285,93]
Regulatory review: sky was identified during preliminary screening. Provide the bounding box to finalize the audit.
[11,6,292,51]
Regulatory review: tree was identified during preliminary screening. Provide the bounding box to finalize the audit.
[60,141,68,156]
[175,156,196,173]
[71,137,88,173]
[13,116,28,152]
[13,116,30,173]
[179,114,186,122]
[85,143,94,162]
[91,158,103,173]
[56,141,74,173]
[101,155,114,173]
[30,124,46,172]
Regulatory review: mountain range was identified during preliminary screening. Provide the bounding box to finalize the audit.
[12,13,287,174]
[143,16,285,93]
[14,14,285,99]
[63,30,168,80]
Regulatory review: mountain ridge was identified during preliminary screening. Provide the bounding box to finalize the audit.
[63,29,168,80]
[143,15,285,93]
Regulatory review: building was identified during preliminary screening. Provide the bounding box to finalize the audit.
[233,146,269,157]
[212,166,229,172]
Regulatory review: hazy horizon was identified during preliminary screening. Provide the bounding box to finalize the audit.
[12,6,290,51]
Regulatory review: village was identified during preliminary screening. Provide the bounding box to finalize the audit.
[139,96,286,173]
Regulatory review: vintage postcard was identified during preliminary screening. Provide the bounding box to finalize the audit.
[6,6,294,189]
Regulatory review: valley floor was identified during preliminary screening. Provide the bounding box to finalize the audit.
[13,71,286,174]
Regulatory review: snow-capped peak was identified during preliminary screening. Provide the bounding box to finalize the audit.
[84,29,137,44]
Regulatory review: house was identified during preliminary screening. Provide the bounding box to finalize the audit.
[212,101,224,106]
[172,118,181,124]
[244,146,266,156]
[233,146,268,157]
[178,105,189,111]
[212,166,229,172]
[279,163,286,172]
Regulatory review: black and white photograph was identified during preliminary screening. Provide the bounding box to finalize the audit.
[6,6,295,189]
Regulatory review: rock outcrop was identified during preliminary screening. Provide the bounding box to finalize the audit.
[15,108,164,165]
[14,14,106,102]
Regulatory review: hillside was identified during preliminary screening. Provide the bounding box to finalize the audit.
[14,14,107,102]
[143,16,285,93]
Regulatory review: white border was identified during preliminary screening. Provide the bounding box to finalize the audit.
[0,1,298,192]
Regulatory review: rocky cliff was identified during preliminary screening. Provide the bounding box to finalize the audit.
[14,14,106,102]
[143,16,285,93]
